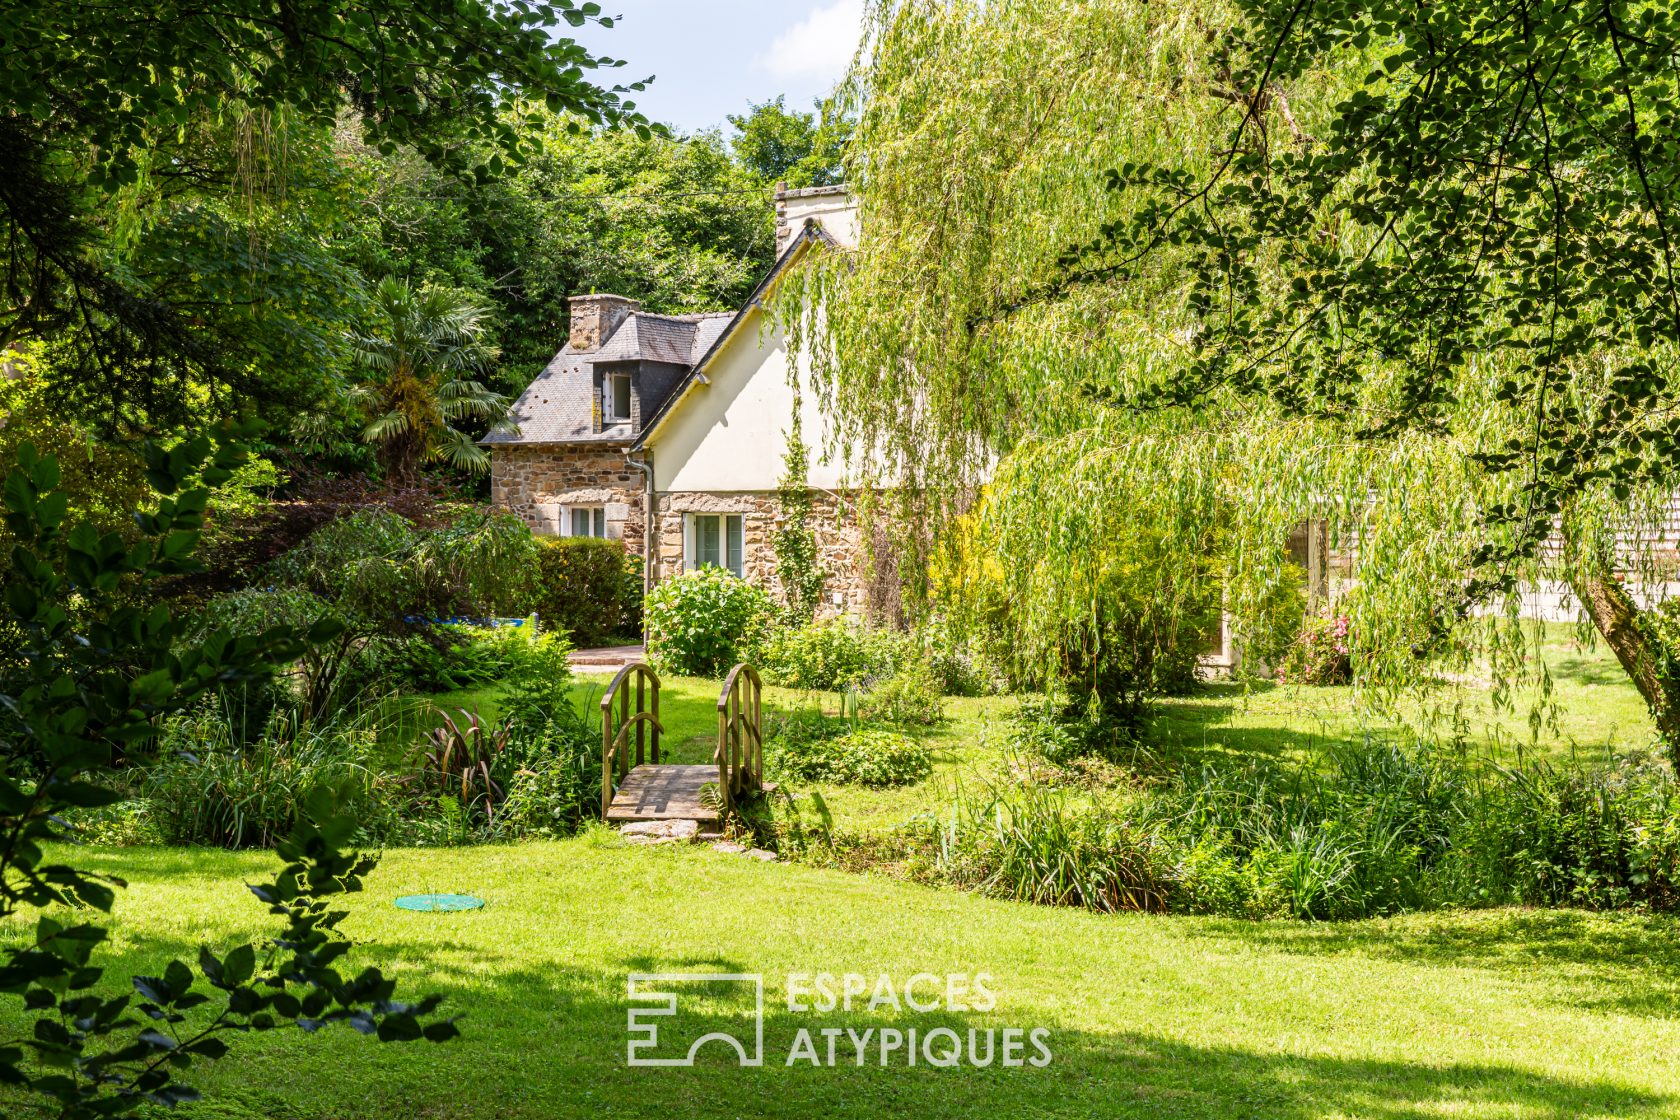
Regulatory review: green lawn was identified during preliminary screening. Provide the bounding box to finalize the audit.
[1151,624,1658,770]
[5,840,1680,1119]
[23,634,1656,1117]
[539,627,1660,837]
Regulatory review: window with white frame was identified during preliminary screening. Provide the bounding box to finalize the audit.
[602,371,632,424]
[684,513,745,577]
[563,506,607,539]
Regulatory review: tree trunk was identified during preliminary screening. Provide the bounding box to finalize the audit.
[1571,565,1680,764]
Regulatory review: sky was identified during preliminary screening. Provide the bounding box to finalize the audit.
[568,0,865,135]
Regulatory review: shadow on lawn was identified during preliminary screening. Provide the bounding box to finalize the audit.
[46,903,1668,1119]
[186,961,1671,1120]
[1146,681,1390,769]
[1190,909,1680,1020]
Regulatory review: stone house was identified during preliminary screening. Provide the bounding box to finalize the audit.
[487,185,872,615]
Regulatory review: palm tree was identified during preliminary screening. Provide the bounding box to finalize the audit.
[349,278,515,487]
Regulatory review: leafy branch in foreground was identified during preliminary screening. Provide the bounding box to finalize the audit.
[0,431,455,1116]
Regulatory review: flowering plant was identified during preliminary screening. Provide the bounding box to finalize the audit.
[1280,614,1353,686]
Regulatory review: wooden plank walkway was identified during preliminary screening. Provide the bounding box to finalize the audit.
[605,764,718,825]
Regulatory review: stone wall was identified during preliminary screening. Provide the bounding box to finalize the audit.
[489,443,645,553]
[492,441,877,619]
[650,489,871,618]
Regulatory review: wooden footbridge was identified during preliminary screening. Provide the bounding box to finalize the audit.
[600,661,764,832]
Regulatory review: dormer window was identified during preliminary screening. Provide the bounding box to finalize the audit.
[603,371,632,425]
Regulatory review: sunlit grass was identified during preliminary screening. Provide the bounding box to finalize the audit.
[3,841,1676,1119]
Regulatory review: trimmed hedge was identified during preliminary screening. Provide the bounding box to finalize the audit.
[535,538,634,647]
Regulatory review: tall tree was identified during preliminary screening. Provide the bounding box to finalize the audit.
[803,0,1680,756]
[728,97,852,188]
[330,109,784,383]
[0,0,645,430]
[349,279,512,487]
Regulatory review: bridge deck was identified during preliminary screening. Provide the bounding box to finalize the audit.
[605,764,719,825]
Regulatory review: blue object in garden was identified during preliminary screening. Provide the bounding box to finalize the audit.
[394,893,485,912]
[401,615,536,630]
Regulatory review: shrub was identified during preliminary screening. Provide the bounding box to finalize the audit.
[771,727,932,787]
[858,657,947,725]
[141,705,400,849]
[419,709,515,826]
[379,623,528,693]
[1280,614,1353,685]
[535,537,634,647]
[499,702,601,840]
[919,741,1680,920]
[913,614,1007,697]
[644,567,775,677]
[760,617,896,691]
[1003,696,1152,766]
[1002,701,1083,764]
[931,779,1172,912]
[499,629,577,734]
[415,506,539,616]
[937,493,1222,734]
[1241,563,1309,674]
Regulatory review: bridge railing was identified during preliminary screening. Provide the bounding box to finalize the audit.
[714,663,763,812]
[601,662,662,819]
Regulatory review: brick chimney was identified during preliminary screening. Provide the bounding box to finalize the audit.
[568,293,640,352]
[774,183,859,257]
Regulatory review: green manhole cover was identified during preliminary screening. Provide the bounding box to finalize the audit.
[394,893,484,912]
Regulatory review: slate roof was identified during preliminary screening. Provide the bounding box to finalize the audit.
[488,310,733,445]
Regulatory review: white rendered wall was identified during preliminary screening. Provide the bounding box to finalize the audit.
[647,304,851,493]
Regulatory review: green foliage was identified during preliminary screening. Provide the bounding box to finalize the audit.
[772,412,827,623]
[939,482,1222,733]
[818,0,1680,759]
[499,704,602,840]
[770,726,932,788]
[349,278,513,485]
[1281,615,1354,687]
[1243,562,1309,674]
[498,630,579,735]
[932,777,1173,912]
[643,567,776,678]
[380,625,527,694]
[4,0,643,429]
[415,507,541,617]
[728,96,851,190]
[214,507,540,713]
[1003,697,1149,766]
[461,112,779,374]
[141,706,395,849]
[534,537,635,646]
[270,508,423,615]
[927,739,1680,920]
[858,658,947,726]
[496,633,595,840]
[0,436,453,1115]
[421,710,515,826]
[0,347,150,546]
[759,617,894,692]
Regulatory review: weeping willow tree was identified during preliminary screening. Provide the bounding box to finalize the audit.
[788,0,1680,759]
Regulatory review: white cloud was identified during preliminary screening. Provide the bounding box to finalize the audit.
[757,0,864,83]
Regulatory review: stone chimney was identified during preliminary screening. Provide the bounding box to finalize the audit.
[774,183,859,257]
[567,293,640,352]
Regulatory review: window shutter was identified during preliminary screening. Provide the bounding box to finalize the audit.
[683,515,695,570]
